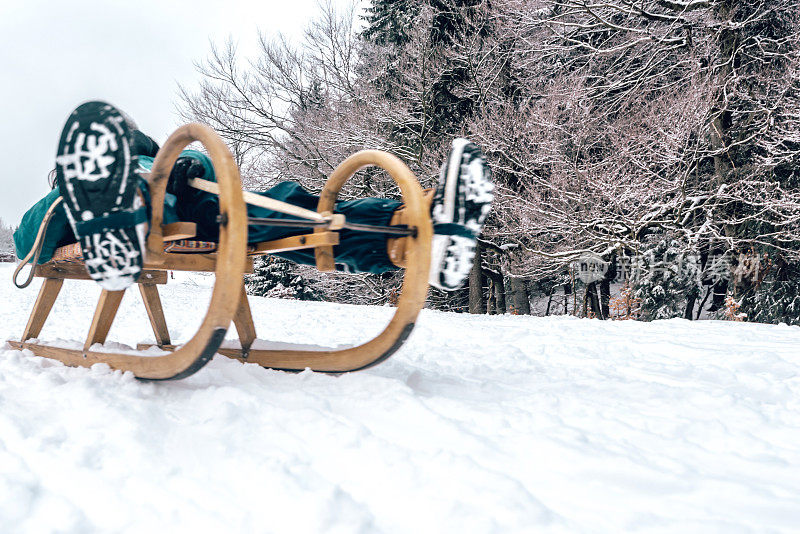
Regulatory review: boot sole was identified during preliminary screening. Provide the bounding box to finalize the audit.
[430,139,494,291]
[55,101,145,291]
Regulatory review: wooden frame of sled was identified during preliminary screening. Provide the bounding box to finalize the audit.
[8,124,432,380]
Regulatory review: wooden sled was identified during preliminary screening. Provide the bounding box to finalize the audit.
[7,124,432,380]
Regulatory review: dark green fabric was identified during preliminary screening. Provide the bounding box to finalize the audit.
[136,149,214,184]
[75,206,148,236]
[433,223,477,238]
[13,188,71,264]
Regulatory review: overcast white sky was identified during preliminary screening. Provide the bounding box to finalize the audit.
[0,0,365,227]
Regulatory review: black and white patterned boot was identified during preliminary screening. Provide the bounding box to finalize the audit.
[55,101,148,291]
[429,138,494,291]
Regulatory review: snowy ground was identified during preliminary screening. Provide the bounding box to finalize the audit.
[1,264,800,533]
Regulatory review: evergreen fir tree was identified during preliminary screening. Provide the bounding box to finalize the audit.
[360,0,491,153]
[740,259,800,326]
[0,218,15,262]
[362,0,419,46]
[633,237,701,321]
[245,256,320,301]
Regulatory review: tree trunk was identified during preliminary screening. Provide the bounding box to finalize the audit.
[598,254,616,320]
[599,279,610,320]
[486,279,495,315]
[583,282,602,318]
[684,294,696,320]
[496,277,507,314]
[710,0,739,249]
[507,277,531,315]
[589,284,602,319]
[564,283,572,315]
[696,287,712,320]
[486,270,506,314]
[581,286,589,317]
[468,241,485,314]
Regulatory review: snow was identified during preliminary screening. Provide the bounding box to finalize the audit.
[2,263,800,533]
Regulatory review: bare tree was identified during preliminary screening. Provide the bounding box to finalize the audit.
[0,218,15,262]
[466,0,800,318]
[180,0,800,321]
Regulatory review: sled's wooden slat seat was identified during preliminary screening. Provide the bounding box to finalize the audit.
[44,240,257,274]
[42,219,332,266]
[34,262,168,283]
[9,124,431,380]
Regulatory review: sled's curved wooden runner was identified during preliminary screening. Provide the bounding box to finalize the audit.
[8,124,432,380]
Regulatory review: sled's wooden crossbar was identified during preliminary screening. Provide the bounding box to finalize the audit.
[245,216,417,237]
[250,232,339,254]
[9,125,432,380]
[190,178,327,222]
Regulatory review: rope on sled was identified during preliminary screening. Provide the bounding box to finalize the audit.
[13,197,63,289]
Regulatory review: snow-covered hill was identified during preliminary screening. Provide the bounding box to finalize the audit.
[2,264,800,533]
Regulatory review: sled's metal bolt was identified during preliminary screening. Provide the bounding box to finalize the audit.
[300,236,307,244]
[219,213,229,226]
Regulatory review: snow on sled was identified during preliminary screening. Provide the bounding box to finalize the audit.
[7,124,432,380]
